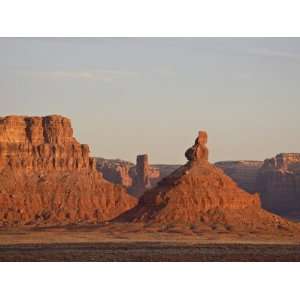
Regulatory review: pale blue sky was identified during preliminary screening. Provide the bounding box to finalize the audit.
[1,38,300,164]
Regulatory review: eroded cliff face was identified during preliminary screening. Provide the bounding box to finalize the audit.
[128,155,160,197]
[0,115,94,172]
[0,115,137,226]
[257,153,300,214]
[118,131,293,233]
[95,158,134,187]
[95,155,160,197]
[215,161,263,194]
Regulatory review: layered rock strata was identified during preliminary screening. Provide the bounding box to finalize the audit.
[96,155,160,197]
[257,153,300,214]
[118,131,297,233]
[0,115,137,226]
[129,154,160,197]
[95,158,134,187]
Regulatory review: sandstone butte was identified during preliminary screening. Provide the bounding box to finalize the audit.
[118,131,299,233]
[0,115,137,226]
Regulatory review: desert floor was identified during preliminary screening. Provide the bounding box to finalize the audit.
[0,223,300,261]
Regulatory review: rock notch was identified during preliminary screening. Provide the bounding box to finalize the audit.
[0,115,137,226]
[118,131,298,233]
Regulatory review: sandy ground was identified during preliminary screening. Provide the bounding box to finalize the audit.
[0,223,300,261]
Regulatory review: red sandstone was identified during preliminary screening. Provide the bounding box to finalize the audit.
[0,115,137,226]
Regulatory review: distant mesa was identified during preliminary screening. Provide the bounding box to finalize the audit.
[0,115,137,226]
[257,153,300,215]
[216,154,300,216]
[215,161,263,194]
[95,154,163,198]
[118,130,298,233]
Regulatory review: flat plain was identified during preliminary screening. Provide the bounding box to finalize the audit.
[0,223,299,261]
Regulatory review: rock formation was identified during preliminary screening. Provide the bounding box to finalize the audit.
[257,153,300,214]
[95,158,134,187]
[185,131,209,161]
[129,154,160,197]
[0,115,137,226]
[95,155,160,197]
[118,131,298,233]
[215,161,263,194]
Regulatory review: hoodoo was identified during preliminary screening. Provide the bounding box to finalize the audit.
[119,131,297,232]
[0,115,137,226]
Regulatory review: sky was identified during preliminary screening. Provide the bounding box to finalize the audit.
[1,38,300,164]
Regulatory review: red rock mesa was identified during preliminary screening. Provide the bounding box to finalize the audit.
[0,115,137,226]
[119,131,297,232]
[257,153,300,214]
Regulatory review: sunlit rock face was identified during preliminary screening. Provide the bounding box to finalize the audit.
[0,115,137,226]
[0,115,94,172]
[117,131,296,234]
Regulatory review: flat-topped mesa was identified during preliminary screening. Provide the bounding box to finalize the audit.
[185,131,209,162]
[262,153,300,172]
[0,115,95,172]
[0,115,137,226]
[257,153,300,214]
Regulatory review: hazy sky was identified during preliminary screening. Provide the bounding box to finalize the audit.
[1,38,300,164]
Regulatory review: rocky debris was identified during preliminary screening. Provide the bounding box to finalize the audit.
[118,131,298,233]
[0,115,137,226]
[257,153,300,214]
[215,161,263,194]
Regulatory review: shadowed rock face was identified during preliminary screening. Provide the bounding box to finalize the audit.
[215,161,263,194]
[185,131,208,162]
[95,158,134,187]
[0,115,137,226]
[118,131,298,233]
[257,153,300,214]
[95,155,160,197]
[129,154,160,197]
